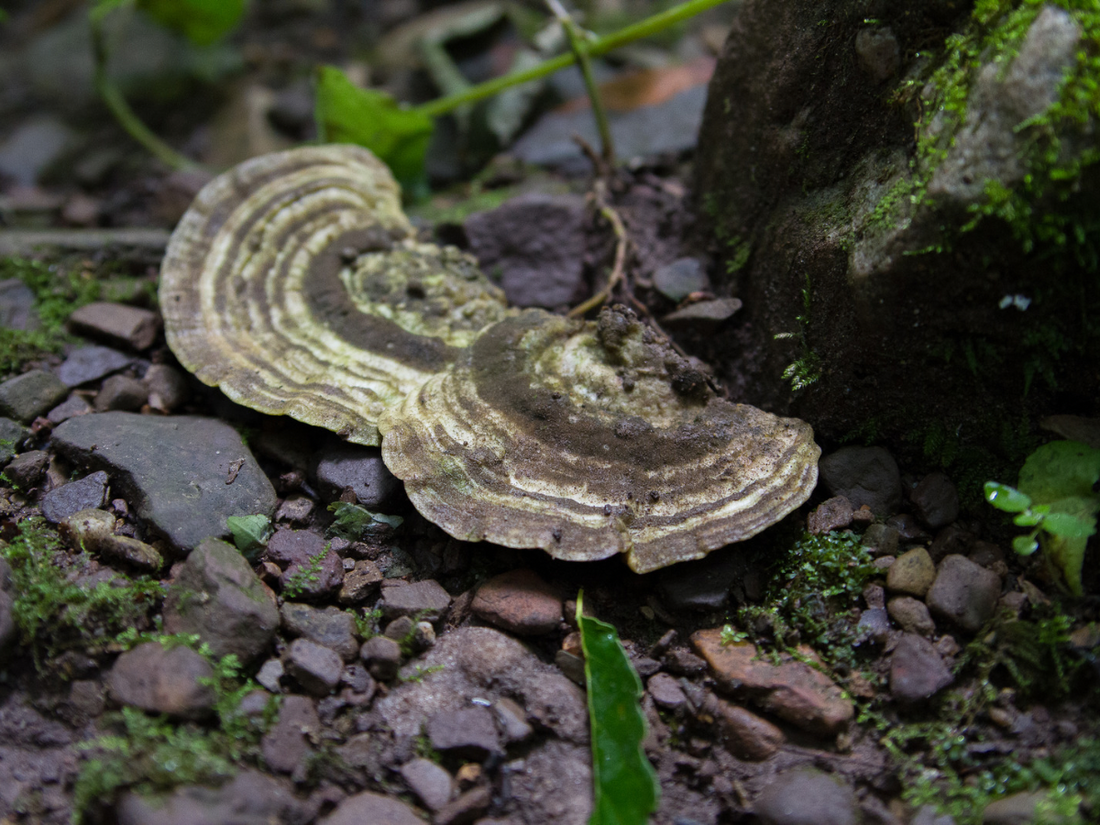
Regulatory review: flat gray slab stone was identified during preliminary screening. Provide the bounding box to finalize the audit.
[50,412,276,552]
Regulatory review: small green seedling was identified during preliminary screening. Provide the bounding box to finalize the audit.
[327,502,403,540]
[225,514,272,561]
[577,591,658,825]
[985,440,1100,595]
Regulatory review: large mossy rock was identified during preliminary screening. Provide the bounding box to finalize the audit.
[693,0,1100,454]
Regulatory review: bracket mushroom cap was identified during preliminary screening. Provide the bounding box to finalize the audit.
[380,306,821,573]
[159,144,509,445]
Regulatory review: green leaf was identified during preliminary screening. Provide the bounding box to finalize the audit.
[327,502,404,541]
[1018,440,1100,507]
[136,0,246,46]
[1013,534,1040,556]
[314,65,434,191]
[984,481,1032,513]
[1041,510,1097,539]
[226,514,272,561]
[577,592,659,825]
[1012,510,1044,527]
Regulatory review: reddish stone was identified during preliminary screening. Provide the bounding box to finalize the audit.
[472,569,562,635]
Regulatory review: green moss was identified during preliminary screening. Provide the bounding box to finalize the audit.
[0,518,164,667]
[0,257,103,376]
[72,640,278,824]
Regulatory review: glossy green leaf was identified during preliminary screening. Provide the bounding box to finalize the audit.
[984,481,1032,513]
[577,592,658,825]
[1013,534,1039,556]
[1042,510,1097,539]
[327,502,404,541]
[136,0,246,45]
[314,65,434,191]
[1012,510,1043,527]
[225,514,272,561]
[1018,441,1100,506]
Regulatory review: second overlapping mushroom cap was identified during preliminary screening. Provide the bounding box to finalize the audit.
[380,306,819,573]
[161,145,820,571]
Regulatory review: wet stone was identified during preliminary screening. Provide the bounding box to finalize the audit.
[754,767,860,825]
[67,301,160,351]
[93,374,147,412]
[162,537,279,664]
[888,596,936,636]
[910,472,960,529]
[107,641,215,719]
[657,550,748,611]
[40,470,109,523]
[925,554,1002,633]
[890,633,954,703]
[427,705,501,760]
[981,791,1054,825]
[661,297,742,330]
[339,558,383,604]
[434,785,492,825]
[0,369,69,422]
[51,412,276,552]
[472,568,562,635]
[886,547,936,597]
[855,607,892,645]
[284,638,344,696]
[319,790,423,825]
[647,672,687,710]
[862,523,899,557]
[692,629,853,736]
[818,446,901,517]
[709,697,784,761]
[379,579,452,621]
[494,696,533,743]
[0,417,28,464]
[266,528,344,599]
[311,442,399,508]
[400,757,454,811]
[807,495,854,534]
[4,450,49,489]
[56,345,133,388]
[275,494,314,524]
[261,694,320,775]
[360,635,403,681]
[60,507,163,571]
[47,394,92,424]
[256,658,284,693]
[281,602,359,662]
[142,363,190,412]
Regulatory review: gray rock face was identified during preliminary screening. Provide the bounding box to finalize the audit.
[261,694,320,775]
[67,302,161,351]
[819,447,901,517]
[653,257,709,302]
[890,633,953,703]
[379,579,452,621]
[754,767,860,825]
[910,472,960,530]
[464,193,587,308]
[0,370,69,423]
[0,116,76,186]
[693,1,1100,447]
[116,770,304,825]
[311,442,399,508]
[107,641,215,719]
[427,706,501,760]
[3,450,49,490]
[0,279,39,332]
[51,413,276,552]
[471,569,562,636]
[925,554,1002,633]
[93,375,147,413]
[40,471,109,524]
[400,758,454,811]
[162,537,279,664]
[56,346,133,388]
[928,7,1081,207]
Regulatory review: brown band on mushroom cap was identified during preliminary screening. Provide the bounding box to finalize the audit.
[160,145,510,445]
[379,306,821,572]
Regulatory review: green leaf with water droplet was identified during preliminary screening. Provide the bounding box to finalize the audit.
[984,481,1032,513]
[577,591,658,825]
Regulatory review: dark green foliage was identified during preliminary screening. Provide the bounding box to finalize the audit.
[326,501,403,541]
[577,593,659,825]
[0,518,163,666]
[136,0,246,46]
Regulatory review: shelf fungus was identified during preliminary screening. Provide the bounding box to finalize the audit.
[160,144,510,445]
[380,306,820,573]
[162,145,820,572]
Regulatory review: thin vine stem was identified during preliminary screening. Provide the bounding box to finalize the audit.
[413,0,731,119]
